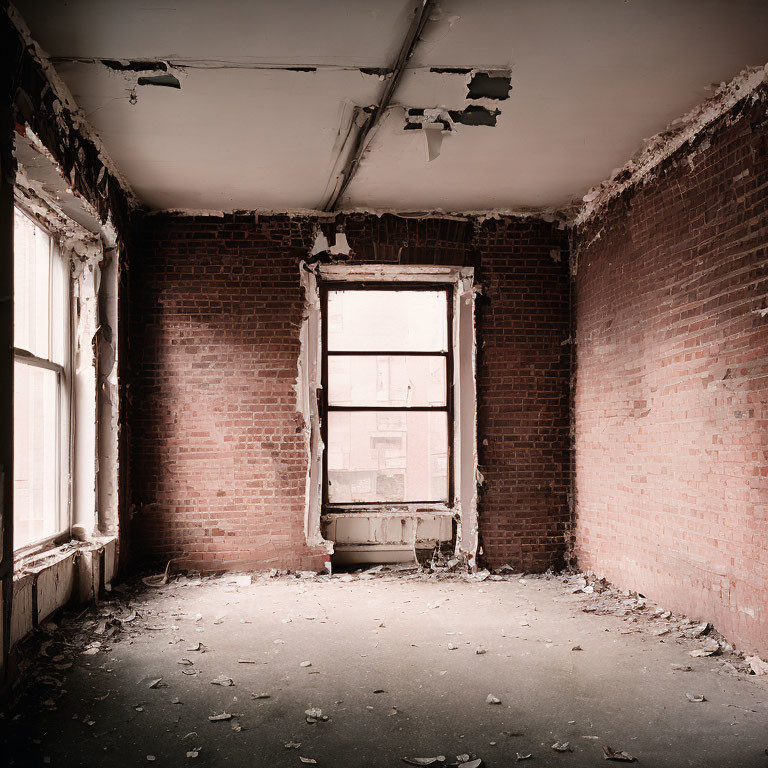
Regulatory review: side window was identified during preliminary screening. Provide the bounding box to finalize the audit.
[13,207,71,550]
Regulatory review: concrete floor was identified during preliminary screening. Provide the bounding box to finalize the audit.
[2,570,767,767]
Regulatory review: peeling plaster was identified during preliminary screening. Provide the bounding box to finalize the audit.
[7,4,137,209]
[575,63,768,226]
[297,263,333,555]
[15,126,121,544]
[299,263,479,567]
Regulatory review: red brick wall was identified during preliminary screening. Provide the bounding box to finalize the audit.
[128,213,570,572]
[573,86,768,655]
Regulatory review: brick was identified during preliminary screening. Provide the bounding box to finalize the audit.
[573,86,768,656]
[128,214,571,573]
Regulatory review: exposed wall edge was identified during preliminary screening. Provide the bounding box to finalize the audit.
[574,62,768,227]
[147,206,569,224]
[6,2,138,211]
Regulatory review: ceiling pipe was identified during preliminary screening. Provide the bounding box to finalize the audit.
[322,0,435,212]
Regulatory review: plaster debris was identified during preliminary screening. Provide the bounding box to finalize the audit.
[403,758,446,766]
[551,742,571,752]
[305,707,328,723]
[485,694,501,705]
[685,693,706,703]
[689,639,720,658]
[746,655,768,675]
[424,124,444,162]
[603,746,636,761]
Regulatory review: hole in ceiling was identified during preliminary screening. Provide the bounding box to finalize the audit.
[449,105,500,126]
[466,72,512,101]
[137,74,181,89]
[429,66,472,75]
[102,59,168,72]
[404,105,501,130]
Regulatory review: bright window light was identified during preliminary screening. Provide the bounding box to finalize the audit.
[13,207,70,550]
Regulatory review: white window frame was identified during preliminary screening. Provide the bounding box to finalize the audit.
[13,205,72,555]
[299,263,480,565]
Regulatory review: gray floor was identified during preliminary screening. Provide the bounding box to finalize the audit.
[2,570,767,767]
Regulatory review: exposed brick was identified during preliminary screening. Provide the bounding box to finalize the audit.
[128,214,571,573]
[573,86,768,655]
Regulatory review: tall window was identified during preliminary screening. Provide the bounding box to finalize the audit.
[321,286,452,506]
[13,207,70,550]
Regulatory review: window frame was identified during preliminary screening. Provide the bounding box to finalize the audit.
[12,204,72,554]
[320,281,455,510]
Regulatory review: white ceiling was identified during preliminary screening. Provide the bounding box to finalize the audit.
[13,0,768,214]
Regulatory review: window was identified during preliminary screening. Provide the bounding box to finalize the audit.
[321,286,452,506]
[13,207,71,550]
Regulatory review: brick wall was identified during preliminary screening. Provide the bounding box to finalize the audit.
[128,214,571,572]
[573,86,768,655]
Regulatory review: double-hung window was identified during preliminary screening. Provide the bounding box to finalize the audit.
[13,207,71,550]
[321,285,452,507]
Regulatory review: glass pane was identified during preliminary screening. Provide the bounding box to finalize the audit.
[50,243,69,368]
[14,208,50,358]
[327,290,447,351]
[328,355,446,407]
[14,362,59,549]
[327,411,448,503]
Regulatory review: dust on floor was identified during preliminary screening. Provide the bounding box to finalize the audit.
[1,568,767,767]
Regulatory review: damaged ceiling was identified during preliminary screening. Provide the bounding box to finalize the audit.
[12,0,768,214]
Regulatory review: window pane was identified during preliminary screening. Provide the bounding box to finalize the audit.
[327,411,448,503]
[14,362,58,548]
[328,355,446,407]
[14,209,50,358]
[327,290,447,351]
[50,243,69,367]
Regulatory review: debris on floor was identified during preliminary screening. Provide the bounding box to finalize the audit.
[602,745,636,761]
[685,693,706,703]
[2,567,766,767]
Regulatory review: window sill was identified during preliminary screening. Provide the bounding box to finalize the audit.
[13,531,72,569]
[322,504,454,519]
[13,535,117,577]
